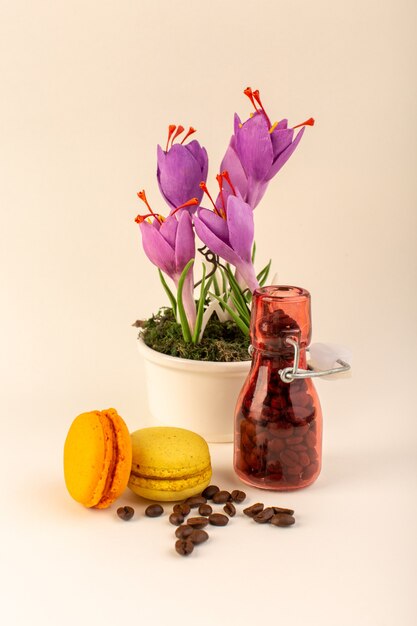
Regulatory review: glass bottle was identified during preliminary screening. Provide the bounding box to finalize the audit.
[234,286,322,490]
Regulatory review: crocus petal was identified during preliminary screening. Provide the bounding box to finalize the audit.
[226,196,254,264]
[159,214,178,248]
[219,135,249,201]
[277,119,288,129]
[157,143,204,209]
[270,128,294,159]
[139,221,176,277]
[185,140,208,180]
[174,212,195,275]
[235,112,273,181]
[266,127,305,181]
[236,261,260,293]
[197,208,230,244]
[234,112,242,136]
[193,214,241,267]
[246,178,268,209]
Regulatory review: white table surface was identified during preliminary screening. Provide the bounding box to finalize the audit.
[2,390,415,626]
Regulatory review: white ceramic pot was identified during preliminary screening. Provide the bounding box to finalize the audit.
[137,337,251,443]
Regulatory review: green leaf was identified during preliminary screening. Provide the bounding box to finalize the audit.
[212,272,221,297]
[176,259,194,342]
[225,265,251,320]
[192,264,206,343]
[158,269,177,318]
[251,241,257,263]
[209,292,250,336]
[231,293,251,324]
[257,259,272,286]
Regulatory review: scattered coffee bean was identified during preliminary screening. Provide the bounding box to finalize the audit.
[187,516,209,529]
[173,503,191,516]
[223,502,236,517]
[198,504,213,516]
[243,503,264,517]
[175,524,194,539]
[189,529,209,545]
[272,506,295,516]
[201,485,220,499]
[175,539,194,556]
[185,495,207,508]
[145,504,164,518]
[230,490,246,503]
[270,513,296,527]
[212,490,231,504]
[117,506,134,521]
[209,513,229,526]
[254,507,275,523]
[169,512,184,526]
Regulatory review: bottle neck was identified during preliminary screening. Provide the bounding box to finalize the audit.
[251,345,307,370]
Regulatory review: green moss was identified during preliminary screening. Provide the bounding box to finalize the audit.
[136,308,251,362]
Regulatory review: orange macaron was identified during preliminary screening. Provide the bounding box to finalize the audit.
[64,408,132,509]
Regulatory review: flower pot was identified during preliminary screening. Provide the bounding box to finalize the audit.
[137,337,251,443]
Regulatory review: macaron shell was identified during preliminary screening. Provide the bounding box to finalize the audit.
[128,426,212,501]
[129,470,211,502]
[64,409,132,509]
[128,465,212,501]
[130,427,210,479]
[94,409,132,509]
[64,411,109,507]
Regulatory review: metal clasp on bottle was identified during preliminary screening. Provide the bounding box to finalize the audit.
[279,338,351,384]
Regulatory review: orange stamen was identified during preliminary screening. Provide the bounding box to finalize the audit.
[293,117,315,129]
[180,126,197,144]
[166,124,176,151]
[199,181,218,213]
[135,213,162,224]
[137,190,163,223]
[221,170,236,196]
[252,89,271,127]
[216,174,226,213]
[244,87,259,112]
[170,197,199,217]
[171,125,185,145]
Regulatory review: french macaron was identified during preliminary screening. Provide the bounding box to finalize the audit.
[128,427,212,501]
[64,408,132,509]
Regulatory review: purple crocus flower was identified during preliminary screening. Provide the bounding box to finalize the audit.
[193,195,259,293]
[135,203,196,332]
[217,88,314,209]
[157,125,208,213]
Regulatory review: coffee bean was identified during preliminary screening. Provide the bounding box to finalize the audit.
[272,506,295,516]
[185,496,207,508]
[187,516,209,529]
[243,503,264,517]
[254,507,275,523]
[175,524,193,539]
[209,513,229,526]
[145,504,164,518]
[201,485,220,499]
[212,490,231,504]
[169,512,184,526]
[117,506,134,521]
[173,503,191,516]
[270,513,295,527]
[305,431,317,447]
[230,490,246,503]
[280,449,299,467]
[198,504,212,516]
[189,529,209,545]
[175,539,194,556]
[223,502,236,517]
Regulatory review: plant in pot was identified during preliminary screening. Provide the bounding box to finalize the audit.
[133,87,314,442]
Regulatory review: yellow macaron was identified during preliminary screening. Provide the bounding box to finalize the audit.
[128,427,212,501]
[64,408,132,509]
